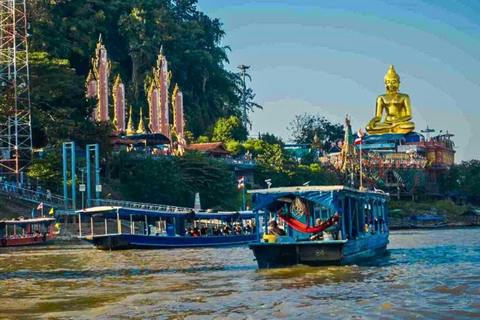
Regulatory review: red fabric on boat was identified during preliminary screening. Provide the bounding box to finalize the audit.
[278,213,339,233]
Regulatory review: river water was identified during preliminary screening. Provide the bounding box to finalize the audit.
[1,228,479,319]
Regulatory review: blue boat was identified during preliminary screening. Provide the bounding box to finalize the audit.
[248,185,390,269]
[77,206,258,250]
[408,215,447,228]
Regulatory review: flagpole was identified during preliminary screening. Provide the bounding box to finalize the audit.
[359,141,363,189]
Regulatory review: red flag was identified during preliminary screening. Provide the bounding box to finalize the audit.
[237,177,245,190]
[354,129,364,145]
[37,202,44,210]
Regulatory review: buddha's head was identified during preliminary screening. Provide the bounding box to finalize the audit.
[384,65,400,93]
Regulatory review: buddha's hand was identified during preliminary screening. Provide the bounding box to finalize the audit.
[367,117,380,128]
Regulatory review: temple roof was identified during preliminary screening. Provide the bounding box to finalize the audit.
[187,142,230,155]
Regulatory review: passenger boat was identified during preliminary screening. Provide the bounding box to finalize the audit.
[408,215,447,228]
[77,206,258,250]
[248,185,390,269]
[0,217,58,247]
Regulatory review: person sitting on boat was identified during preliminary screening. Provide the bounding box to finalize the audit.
[223,224,231,235]
[268,219,286,236]
[211,226,219,236]
[244,222,253,234]
[234,223,243,235]
[309,218,324,241]
[200,225,208,236]
[192,227,200,237]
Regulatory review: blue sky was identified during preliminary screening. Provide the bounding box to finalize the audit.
[197,0,480,162]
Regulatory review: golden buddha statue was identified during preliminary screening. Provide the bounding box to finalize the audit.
[365,65,415,134]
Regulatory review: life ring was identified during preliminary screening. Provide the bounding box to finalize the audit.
[1,238,6,247]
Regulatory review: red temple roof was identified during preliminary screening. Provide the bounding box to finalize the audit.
[187,142,230,156]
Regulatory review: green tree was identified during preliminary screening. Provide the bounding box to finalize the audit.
[439,160,480,197]
[259,133,284,146]
[118,151,240,209]
[28,0,261,139]
[225,140,245,156]
[288,113,344,147]
[27,151,64,193]
[212,116,248,142]
[29,52,91,147]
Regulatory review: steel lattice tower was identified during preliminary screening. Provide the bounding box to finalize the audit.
[0,0,32,181]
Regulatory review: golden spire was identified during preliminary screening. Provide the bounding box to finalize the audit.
[126,106,136,135]
[137,107,146,134]
[384,65,400,82]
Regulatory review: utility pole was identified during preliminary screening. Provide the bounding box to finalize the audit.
[237,65,250,130]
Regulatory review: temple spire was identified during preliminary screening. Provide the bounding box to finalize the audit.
[112,74,125,132]
[137,107,146,134]
[126,106,136,135]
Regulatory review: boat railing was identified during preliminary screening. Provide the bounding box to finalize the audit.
[96,198,194,213]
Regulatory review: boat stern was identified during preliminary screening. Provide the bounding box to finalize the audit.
[249,239,347,269]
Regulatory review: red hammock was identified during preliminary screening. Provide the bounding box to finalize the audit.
[278,213,339,234]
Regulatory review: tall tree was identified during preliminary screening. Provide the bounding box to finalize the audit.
[27,0,261,139]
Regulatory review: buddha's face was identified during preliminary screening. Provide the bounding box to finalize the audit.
[385,78,400,92]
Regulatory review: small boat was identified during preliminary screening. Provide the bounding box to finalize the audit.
[0,217,58,247]
[77,206,258,250]
[248,185,390,269]
[408,215,447,228]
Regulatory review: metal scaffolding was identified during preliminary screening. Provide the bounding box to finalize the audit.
[0,0,33,181]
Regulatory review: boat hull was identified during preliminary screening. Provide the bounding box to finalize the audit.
[249,232,389,269]
[409,223,447,229]
[1,233,58,247]
[84,233,258,250]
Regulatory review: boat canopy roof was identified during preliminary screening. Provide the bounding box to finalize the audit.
[248,185,389,212]
[76,206,257,220]
[0,217,56,228]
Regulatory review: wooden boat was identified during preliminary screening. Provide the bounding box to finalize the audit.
[0,217,58,247]
[248,185,390,269]
[77,206,258,250]
[408,215,447,228]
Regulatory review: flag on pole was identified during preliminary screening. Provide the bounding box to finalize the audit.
[48,207,55,215]
[37,202,44,210]
[354,129,364,145]
[237,176,245,190]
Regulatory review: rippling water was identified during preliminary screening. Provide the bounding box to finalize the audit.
[1,228,479,319]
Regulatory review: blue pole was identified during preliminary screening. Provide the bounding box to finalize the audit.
[62,143,68,209]
[71,142,76,211]
[95,144,100,206]
[86,145,91,208]
[255,210,260,242]
[242,184,246,211]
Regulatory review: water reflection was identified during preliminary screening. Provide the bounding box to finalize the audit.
[0,228,479,319]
